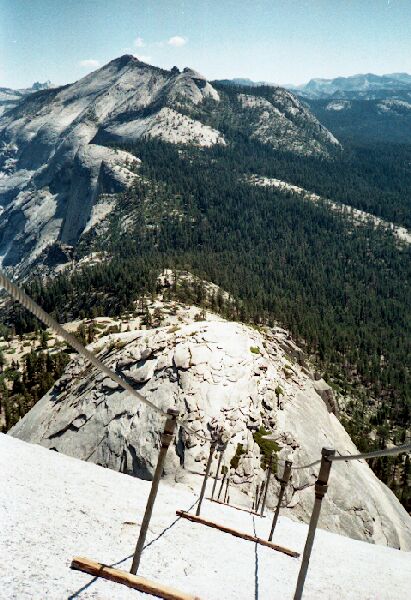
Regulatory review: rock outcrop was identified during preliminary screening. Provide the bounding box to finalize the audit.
[10,303,411,550]
[313,377,339,415]
[238,90,340,154]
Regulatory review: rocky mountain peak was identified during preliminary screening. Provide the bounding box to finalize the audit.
[31,80,53,91]
[0,55,340,276]
[0,57,226,274]
[106,53,147,70]
[182,67,205,79]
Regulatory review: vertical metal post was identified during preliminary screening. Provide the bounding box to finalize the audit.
[211,443,225,499]
[224,475,230,503]
[268,460,292,541]
[256,481,265,513]
[293,448,335,600]
[254,484,260,511]
[260,453,273,516]
[218,471,227,499]
[130,408,179,575]
[196,438,218,516]
[250,474,256,510]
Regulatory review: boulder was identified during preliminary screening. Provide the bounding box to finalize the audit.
[314,378,339,415]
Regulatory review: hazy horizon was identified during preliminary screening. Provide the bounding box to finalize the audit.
[5,56,411,92]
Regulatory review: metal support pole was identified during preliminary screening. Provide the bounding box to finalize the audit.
[254,484,260,511]
[224,476,230,503]
[211,444,225,500]
[293,448,335,600]
[250,474,256,510]
[268,460,292,541]
[130,408,179,575]
[260,453,273,516]
[217,471,226,500]
[196,438,218,516]
[256,481,265,513]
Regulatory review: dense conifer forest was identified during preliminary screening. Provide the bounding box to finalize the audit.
[307,97,411,146]
[0,343,68,432]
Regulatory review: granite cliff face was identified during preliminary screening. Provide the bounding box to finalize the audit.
[0,56,223,276]
[237,90,339,153]
[10,301,411,550]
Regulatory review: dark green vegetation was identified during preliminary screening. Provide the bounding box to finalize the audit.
[0,344,69,432]
[230,443,246,470]
[305,97,411,229]
[2,86,410,507]
[253,427,281,473]
[250,141,411,228]
[187,83,411,228]
[307,97,411,146]
[229,428,281,473]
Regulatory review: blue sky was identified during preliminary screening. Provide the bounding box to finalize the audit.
[1,0,411,89]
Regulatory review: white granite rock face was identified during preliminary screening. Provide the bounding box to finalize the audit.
[0,56,223,274]
[238,89,340,156]
[10,308,411,550]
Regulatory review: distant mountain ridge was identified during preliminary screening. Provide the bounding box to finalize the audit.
[289,72,411,99]
[218,73,411,101]
[0,80,54,116]
[216,77,270,87]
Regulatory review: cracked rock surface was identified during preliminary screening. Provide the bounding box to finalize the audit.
[10,307,411,549]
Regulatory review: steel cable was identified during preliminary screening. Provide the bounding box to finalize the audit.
[277,458,321,471]
[328,443,411,462]
[0,270,215,442]
[277,444,410,472]
[0,271,164,415]
[5,270,408,458]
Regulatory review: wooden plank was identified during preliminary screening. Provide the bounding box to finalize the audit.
[71,556,201,600]
[176,511,300,558]
[207,497,266,517]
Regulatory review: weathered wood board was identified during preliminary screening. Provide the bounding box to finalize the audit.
[176,511,300,558]
[71,556,201,600]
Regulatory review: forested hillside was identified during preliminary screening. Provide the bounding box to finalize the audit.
[4,130,409,507]
[196,83,411,228]
[307,97,411,145]
[1,69,409,509]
